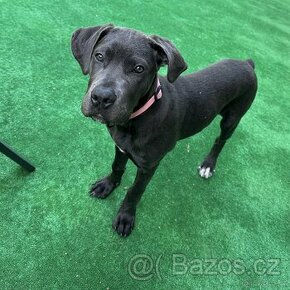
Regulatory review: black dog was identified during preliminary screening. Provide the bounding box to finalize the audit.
[71,24,257,237]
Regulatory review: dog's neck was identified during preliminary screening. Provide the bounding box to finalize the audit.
[133,76,158,110]
[130,76,162,119]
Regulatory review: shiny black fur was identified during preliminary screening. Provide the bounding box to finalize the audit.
[71,24,257,237]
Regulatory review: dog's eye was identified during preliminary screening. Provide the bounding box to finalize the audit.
[134,65,144,73]
[95,53,104,62]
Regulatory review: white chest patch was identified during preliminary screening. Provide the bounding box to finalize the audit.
[116,145,125,154]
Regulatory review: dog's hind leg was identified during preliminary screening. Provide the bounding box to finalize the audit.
[198,90,256,179]
[198,112,239,178]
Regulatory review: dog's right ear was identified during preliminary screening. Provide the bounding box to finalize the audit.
[71,24,114,75]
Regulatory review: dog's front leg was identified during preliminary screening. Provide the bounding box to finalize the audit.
[113,165,158,237]
[90,146,128,198]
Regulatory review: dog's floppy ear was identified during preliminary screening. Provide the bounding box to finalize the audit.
[150,35,187,83]
[71,24,114,75]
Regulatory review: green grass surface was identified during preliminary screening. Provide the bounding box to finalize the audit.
[1,0,290,289]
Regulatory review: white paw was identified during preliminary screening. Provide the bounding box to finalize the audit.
[198,166,214,179]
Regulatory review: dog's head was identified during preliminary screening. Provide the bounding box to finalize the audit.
[71,24,187,126]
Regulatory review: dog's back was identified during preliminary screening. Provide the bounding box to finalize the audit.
[163,59,257,139]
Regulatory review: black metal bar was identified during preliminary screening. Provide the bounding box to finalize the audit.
[0,140,35,172]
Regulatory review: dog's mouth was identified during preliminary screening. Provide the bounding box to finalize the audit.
[90,114,117,127]
[91,114,106,124]
[89,112,129,127]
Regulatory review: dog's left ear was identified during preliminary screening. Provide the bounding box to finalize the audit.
[150,35,187,83]
[71,24,114,75]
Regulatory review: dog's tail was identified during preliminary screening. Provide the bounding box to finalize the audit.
[246,59,255,69]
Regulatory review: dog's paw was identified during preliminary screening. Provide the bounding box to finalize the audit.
[89,176,118,199]
[198,166,214,179]
[112,209,135,237]
[198,157,217,179]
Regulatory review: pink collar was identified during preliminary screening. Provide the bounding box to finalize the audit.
[130,79,162,119]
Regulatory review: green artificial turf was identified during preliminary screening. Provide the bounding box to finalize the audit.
[0,0,289,289]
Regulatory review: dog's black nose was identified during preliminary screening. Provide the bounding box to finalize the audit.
[91,87,116,109]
